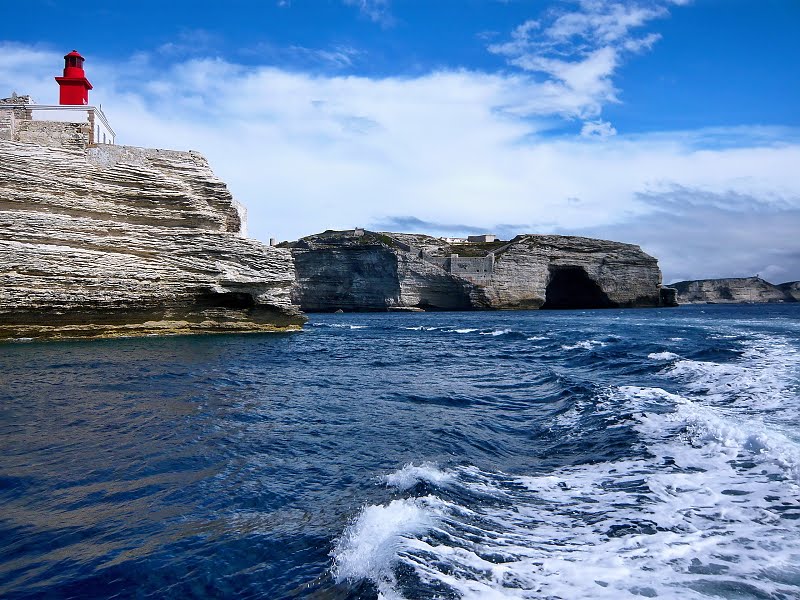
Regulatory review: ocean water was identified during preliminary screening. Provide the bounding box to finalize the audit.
[1,304,799,599]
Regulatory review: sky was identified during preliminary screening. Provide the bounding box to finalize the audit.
[1,0,799,284]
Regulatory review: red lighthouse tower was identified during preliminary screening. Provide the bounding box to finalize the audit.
[55,50,93,105]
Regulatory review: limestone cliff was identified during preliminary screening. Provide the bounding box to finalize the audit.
[286,230,675,311]
[778,281,800,302]
[0,140,304,340]
[672,277,797,304]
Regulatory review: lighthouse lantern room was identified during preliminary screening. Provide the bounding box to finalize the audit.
[55,50,93,105]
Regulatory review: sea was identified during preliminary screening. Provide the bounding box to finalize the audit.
[1,304,799,599]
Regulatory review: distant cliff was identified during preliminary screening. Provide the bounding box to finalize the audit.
[778,281,800,302]
[672,277,797,304]
[285,230,676,311]
[0,140,304,340]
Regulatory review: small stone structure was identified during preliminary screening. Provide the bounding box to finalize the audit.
[468,234,496,243]
[418,252,495,284]
[0,94,115,150]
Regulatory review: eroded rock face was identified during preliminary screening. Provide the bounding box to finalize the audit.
[471,235,667,309]
[287,230,674,311]
[778,281,800,302]
[672,277,797,304]
[0,140,304,340]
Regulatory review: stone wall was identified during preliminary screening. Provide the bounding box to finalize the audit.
[0,94,112,150]
[0,110,12,141]
[15,120,90,151]
[417,251,494,283]
[0,95,31,141]
[448,254,494,284]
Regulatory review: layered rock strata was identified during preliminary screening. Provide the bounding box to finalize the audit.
[672,277,798,304]
[286,230,676,311]
[778,281,800,302]
[0,140,304,340]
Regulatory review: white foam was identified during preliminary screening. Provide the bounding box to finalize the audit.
[332,496,441,595]
[383,462,456,491]
[622,385,800,483]
[561,339,606,350]
[664,334,799,410]
[648,351,681,360]
[526,335,548,341]
[311,323,368,329]
[402,326,439,331]
[335,331,800,598]
[452,328,479,334]
[480,329,513,336]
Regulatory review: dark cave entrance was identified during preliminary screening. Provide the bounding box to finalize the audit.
[541,265,616,309]
[198,291,256,309]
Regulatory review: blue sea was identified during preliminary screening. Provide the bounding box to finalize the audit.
[1,304,799,599]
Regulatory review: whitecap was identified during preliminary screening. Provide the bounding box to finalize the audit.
[664,334,799,409]
[561,339,606,350]
[383,462,456,491]
[311,323,367,329]
[331,496,441,595]
[648,351,681,360]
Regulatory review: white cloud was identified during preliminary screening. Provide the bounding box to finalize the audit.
[489,1,684,123]
[581,119,617,137]
[343,0,394,26]
[1,42,798,283]
[571,187,800,283]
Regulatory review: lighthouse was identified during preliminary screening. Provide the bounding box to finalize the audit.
[55,50,93,105]
[1,49,115,147]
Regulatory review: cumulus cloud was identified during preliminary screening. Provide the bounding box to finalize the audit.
[1,41,798,282]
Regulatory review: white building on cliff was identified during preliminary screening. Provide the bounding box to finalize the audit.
[0,50,115,150]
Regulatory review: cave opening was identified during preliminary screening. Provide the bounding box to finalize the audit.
[198,291,256,309]
[541,265,616,309]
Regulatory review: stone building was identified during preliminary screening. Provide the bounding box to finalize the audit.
[467,234,497,243]
[0,50,115,151]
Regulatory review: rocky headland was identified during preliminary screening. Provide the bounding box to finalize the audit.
[672,277,799,304]
[778,281,800,302]
[284,229,677,312]
[0,140,304,340]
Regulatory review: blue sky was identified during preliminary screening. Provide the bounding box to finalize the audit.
[2,0,799,282]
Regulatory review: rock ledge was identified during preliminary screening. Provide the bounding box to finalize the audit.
[0,140,304,340]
